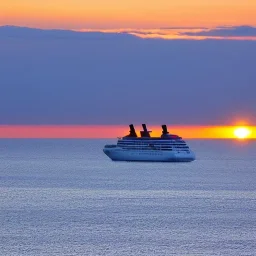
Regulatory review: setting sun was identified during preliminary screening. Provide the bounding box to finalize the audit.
[234,127,251,139]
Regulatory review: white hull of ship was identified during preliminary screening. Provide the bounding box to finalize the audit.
[103,148,195,162]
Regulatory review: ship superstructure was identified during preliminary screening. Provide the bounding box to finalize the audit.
[103,124,195,162]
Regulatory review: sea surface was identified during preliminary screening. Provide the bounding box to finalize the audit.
[0,139,256,256]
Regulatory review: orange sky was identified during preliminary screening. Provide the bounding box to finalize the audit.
[1,0,256,29]
[0,126,255,139]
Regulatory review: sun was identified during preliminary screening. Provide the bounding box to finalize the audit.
[234,127,251,139]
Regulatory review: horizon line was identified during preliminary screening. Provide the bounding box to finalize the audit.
[2,25,256,41]
[0,125,255,139]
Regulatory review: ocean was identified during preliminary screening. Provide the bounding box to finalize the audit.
[1,139,256,255]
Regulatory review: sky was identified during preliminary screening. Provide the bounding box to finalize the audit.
[0,1,256,138]
[1,0,256,29]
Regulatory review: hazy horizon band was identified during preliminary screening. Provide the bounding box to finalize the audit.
[0,125,255,139]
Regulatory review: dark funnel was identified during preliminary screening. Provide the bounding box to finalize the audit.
[162,125,169,135]
[140,124,151,137]
[129,124,137,137]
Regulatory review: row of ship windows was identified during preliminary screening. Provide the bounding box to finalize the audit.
[118,141,186,144]
[132,153,163,156]
[121,147,190,151]
[118,144,187,147]
[118,144,189,149]
[120,140,186,142]
[121,147,189,150]
[117,143,187,146]
[118,142,186,145]
[129,152,189,155]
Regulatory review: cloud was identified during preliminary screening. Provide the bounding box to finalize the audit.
[0,25,137,40]
[0,26,256,125]
[159,27,208,30]
[76,26,256,41]
[181,26,256,37]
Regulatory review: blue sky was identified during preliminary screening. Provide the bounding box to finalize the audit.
[0,26,256,125]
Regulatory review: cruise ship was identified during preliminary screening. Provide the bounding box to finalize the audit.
[103,124,195,162]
